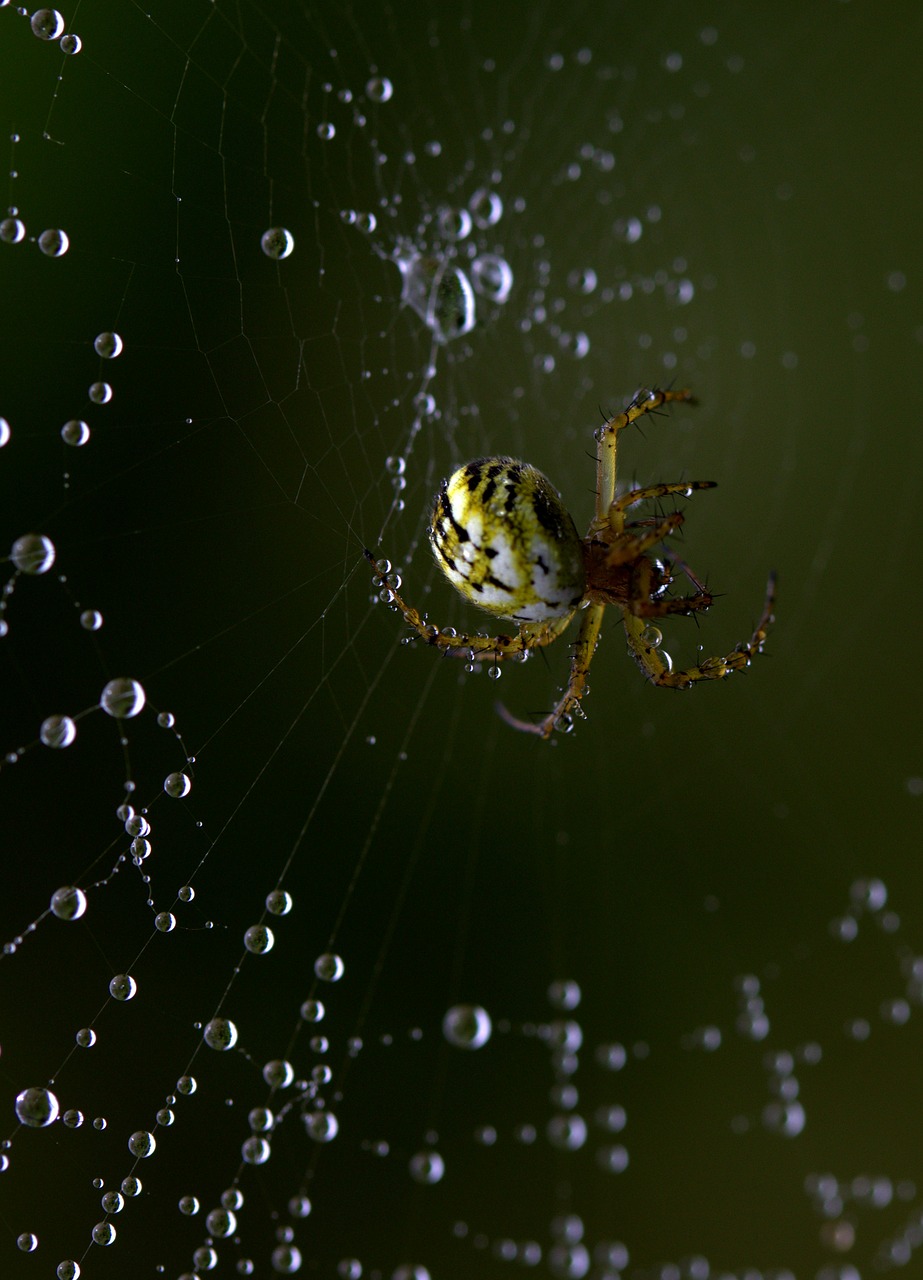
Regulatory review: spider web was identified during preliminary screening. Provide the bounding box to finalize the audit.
[2,1,923,1276]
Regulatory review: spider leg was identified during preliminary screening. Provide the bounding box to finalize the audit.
[496,602,605,739]
[604,512,685,566]
[365,549,573,661]
[624,572,776,689]
[594,387,696,529]
[610,479,716,520]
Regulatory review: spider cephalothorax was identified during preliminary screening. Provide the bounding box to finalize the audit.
[367,388,775,739]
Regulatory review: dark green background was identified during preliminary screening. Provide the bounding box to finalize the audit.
[1,2,922,1275]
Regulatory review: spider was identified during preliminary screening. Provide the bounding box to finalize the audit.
[365,387,775,740]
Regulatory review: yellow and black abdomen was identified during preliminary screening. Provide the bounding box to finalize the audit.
[429,457,585,623]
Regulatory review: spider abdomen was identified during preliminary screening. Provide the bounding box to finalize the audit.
[429,457,585,622]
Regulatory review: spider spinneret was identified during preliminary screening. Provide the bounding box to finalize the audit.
[366,387,776,740]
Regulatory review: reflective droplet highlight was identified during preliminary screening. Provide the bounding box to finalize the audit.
[203,1017,238,1050]
[93,331,123,358]
[51,886,87,920]
[365,75,393,103]
[61,419,90,446]
[40,714,76,748]
[443,1004,492,1049]
[261,227,294,260]
[314,952,344,982]
[37,228,69,257]
[11,533,55,574]
[30,8,65,39]
[100,677,146,718]
[15,1086,60,1127]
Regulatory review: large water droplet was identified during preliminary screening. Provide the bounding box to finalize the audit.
[109,973,137,1001]
[127,1130,156,1157]
[93,331,123,358]
[244,924,275,955]
[0,217,25,244]
[442,1003,492,1049]
[11,533,55,574]
[15,1086,60,1127]
[30,8,65,40]
[260,227,294,259]
[203,1017,238,1050]
[304,1110,338,1142]
[40,714,77,747]
[99,677,146,718]
[37,228,69,257]
[314,952,344,982]
[471,254,513,303]
[365,75,393,103]
[61,419,90,447]
[50,886,87,920]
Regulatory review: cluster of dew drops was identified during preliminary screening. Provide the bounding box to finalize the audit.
[0,10,83,264]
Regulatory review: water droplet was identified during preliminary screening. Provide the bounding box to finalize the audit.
[79,608,103,630]
[91,1221,116,1246]
[442,1004,492,1049]
[62,1107,84,1127]
[56,1262,80,1280]
[299,999,325,1022]
[93,331,123,358]
[260,227,294,259]
[176,1075,196,1096]
[547,1113,587,1150]
[88,381,112,404]
[40,714,76,748]
[154,911,176,933]
[468,188,503,228]
[365,75,393,103]
[408,1151,445,1184]
[0,216,25,244]
[314,952,344,982]
[206,1208,237,1237]
[203,1017,238,1050]
[548,979,582,1011]
[304,1110,338,1142]
[75,1027,96,1047]
[37,227,69,257]
[471,253,513,303]
[127,1130,156,1157]
[316,122,335,140]
[271,1244,303,1273]
[15,1086,60,1127]
[244,924,275,955]
[109,973,136,1001]
[163,771,191,797]
[60,418,90,446]
[263,1059,294,1088]
[436,205,471,241]
[59,31,81,54]
[0,417,10,447]
[178,1194,200,1215]
[613,216,643,244]
[266,889,292,916]
[241,1135,271,1165]
[11,532,55,574]
[397,252,475,344]
[30,8,64,39]
[17,1233,38,1252]
[50,885,87,920]
[99,677,145,718]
